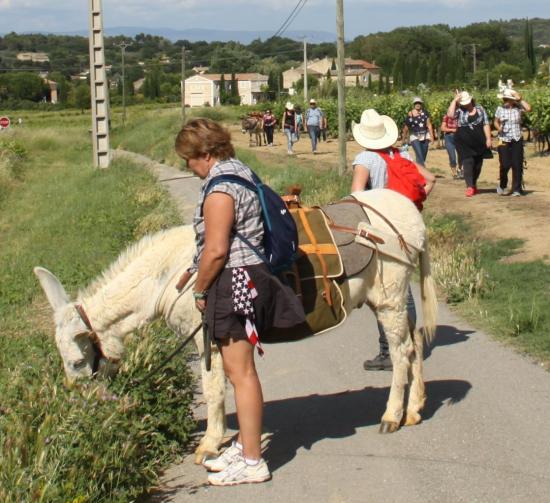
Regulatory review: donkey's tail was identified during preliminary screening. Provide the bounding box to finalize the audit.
[419,235,438,345]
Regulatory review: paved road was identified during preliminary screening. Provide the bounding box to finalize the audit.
[123,151,550,503]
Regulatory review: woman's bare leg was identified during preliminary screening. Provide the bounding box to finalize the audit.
[220,338,263,460]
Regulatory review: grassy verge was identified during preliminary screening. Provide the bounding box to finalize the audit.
[0,115,196,501]
[426,212,550,365]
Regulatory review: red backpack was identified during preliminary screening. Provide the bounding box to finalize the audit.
[377,148,427,211]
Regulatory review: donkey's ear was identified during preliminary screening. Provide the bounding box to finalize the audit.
[33,267,70,312]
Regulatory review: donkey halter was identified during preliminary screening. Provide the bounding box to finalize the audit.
[74,304,120,373]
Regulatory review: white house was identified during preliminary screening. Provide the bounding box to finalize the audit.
[184,73,268,107]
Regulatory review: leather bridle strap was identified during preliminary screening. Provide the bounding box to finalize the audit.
[74,304,120,372]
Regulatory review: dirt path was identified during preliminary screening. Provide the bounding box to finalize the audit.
[232,125,550,263]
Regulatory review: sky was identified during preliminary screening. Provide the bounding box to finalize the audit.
[0,0,548,40]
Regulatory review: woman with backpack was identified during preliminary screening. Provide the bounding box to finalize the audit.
[350,109,435,370]
[175,118,305,486]
[446,90,492,197]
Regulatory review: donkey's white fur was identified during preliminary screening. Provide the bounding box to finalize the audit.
[35,189,437,463]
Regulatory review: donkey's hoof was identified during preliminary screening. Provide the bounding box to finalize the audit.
[379,420,400,434]
[403,411,422,426]
[194,449,217,465]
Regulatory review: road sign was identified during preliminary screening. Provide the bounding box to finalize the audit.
[0,116,10,129]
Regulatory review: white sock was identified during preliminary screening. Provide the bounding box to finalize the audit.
[244,457,260,466]
[234,441,243,451]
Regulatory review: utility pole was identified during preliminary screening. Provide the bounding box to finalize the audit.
[336,0,346,175]
[469,43,479,74]
[181,46,188,123]
[116,41,131,127]
[303,37,308,103]
[88,0,110,168]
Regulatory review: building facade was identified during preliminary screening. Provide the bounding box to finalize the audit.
[184,73,268,107]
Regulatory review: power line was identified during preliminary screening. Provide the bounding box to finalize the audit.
[272,0,308,39]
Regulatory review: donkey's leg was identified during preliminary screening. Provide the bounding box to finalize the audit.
[378,303,412,433]
[193,337,227,464]
[404,326,426,426]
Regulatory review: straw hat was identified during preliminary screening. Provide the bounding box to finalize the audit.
[352,109,398,150]
[458,91,473,106]
[412,96,423,104]
[497,88,520,101]
[309,98,316,104]
[285,101,294,111]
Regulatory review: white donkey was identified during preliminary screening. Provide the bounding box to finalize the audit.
[34,189,437,464]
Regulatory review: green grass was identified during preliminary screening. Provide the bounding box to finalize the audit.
[0,113,195,501]
[426,211,550,363]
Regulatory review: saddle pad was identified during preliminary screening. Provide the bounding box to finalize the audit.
[355,221,419,267]
[321,199,374,277]
[262,276,349,343]
[291,207,343,280]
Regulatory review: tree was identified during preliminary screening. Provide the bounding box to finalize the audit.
[0,72,48,101]
[377,73,384,94]
[70,82,91,111]
[368,73,373,90]
[143,65,162,99]
[294,74,319,92]
[219,73,229,104]
[210,43,258,74]
[227,73,240,105]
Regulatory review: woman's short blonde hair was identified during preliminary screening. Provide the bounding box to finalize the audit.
[175,118,235,161]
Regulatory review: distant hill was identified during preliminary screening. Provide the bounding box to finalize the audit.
[56,27,336,44]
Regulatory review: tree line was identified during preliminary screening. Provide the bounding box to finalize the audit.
[0,17,548,109]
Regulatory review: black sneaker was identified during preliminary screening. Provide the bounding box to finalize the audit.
[363,353,392,371]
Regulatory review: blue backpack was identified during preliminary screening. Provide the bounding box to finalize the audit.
[203,171,298,273]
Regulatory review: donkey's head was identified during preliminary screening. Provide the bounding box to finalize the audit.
[34,267,107,383]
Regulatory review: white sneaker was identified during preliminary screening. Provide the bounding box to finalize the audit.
[208,458,271,486]
[496,186,505,195]
[511,191,521,197]
[202,442,242,472]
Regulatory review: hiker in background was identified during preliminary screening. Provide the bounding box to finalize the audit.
[447,90,492,198]
[402,97,435,167]
[174,118,304,485]
[494,89,531,196]
[440,113,463,179]
[262,109,276,147]
[318,106,328,142]
[294,105,304,140]
[281,102,298,155]
[305,98,323,154]
[350,109,435,370]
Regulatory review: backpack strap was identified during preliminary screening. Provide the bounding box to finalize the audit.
[202,173,270,267]
[375,147,400,163]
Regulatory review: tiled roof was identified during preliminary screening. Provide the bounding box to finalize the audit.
[202,73,268,81]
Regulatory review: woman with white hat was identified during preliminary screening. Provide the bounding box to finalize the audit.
[350,109,435,370]
[446,90,492,197]
[280,102,298,155]
[402,96,435,167]
[494,89,531,196]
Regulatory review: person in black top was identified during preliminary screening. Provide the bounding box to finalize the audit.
[281,102,297,155]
